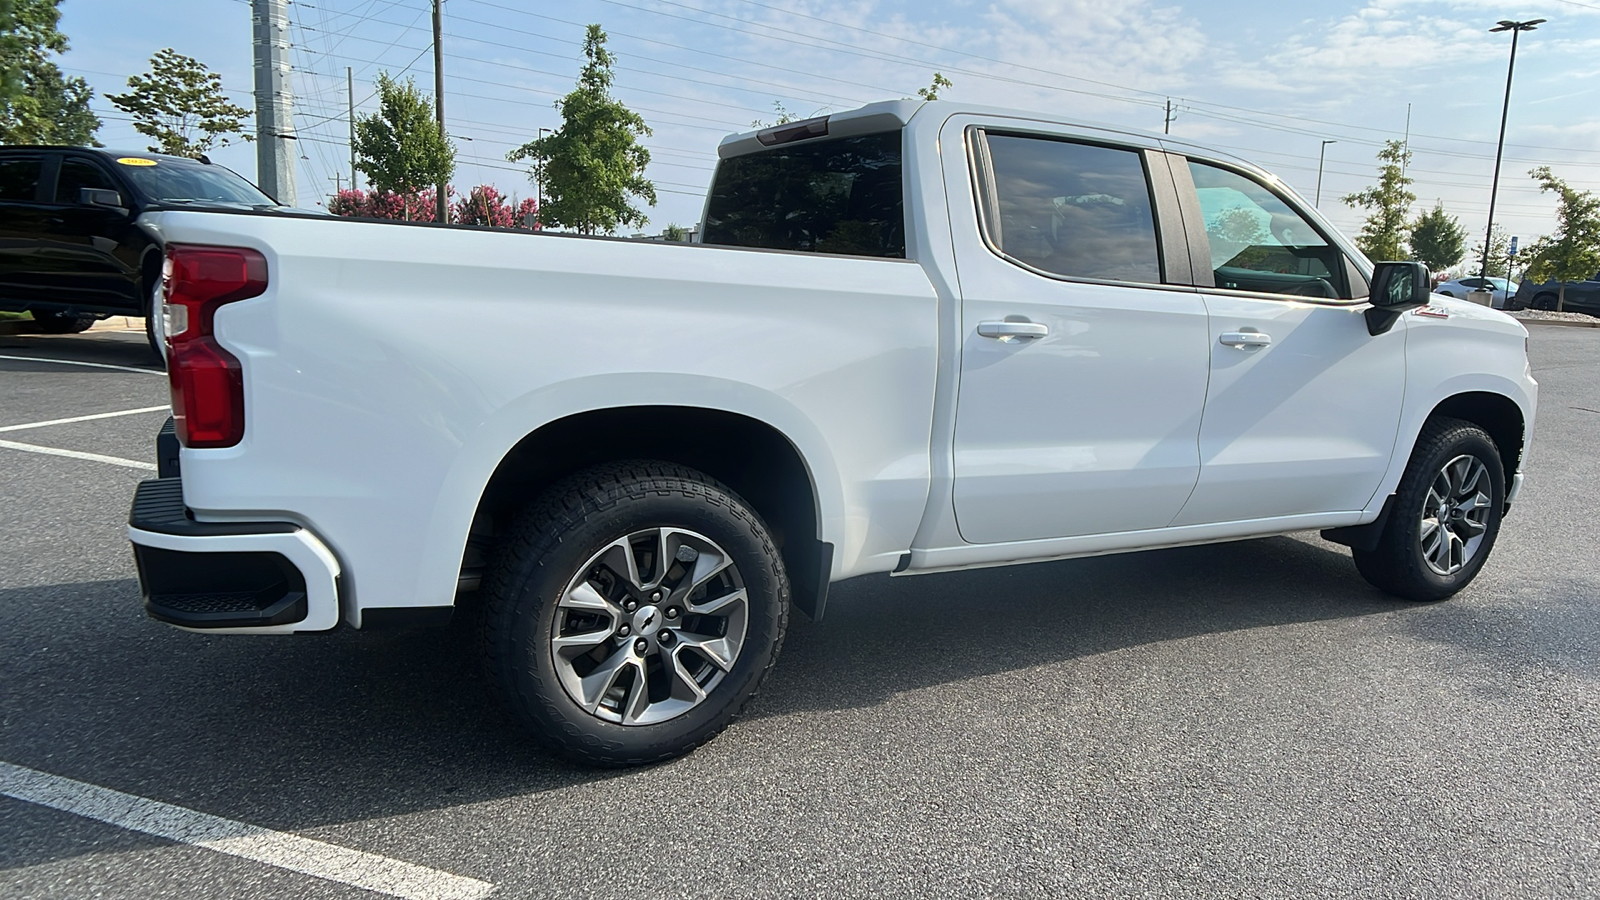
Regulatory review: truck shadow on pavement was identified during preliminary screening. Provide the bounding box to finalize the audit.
[1,533,1572,870]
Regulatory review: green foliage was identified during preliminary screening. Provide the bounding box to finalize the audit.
[751,101,796,129]
[508,25,655,235]
[1523,167,1600,311]
[1408,202,1467,272]
[917,72,952,101]
[1343,140,1415,262]
[351,72,455,217]
[662,223,689,242]
[1469,226,1512,279]
[0,0,99,145]
[107,49,250,157]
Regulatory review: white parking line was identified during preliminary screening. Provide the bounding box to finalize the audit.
[0,405,170,433]
[0,353,164,375]
[0,761,496,900]
[0,439,158,470]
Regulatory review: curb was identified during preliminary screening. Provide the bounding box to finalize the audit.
[1511,316,1600,329]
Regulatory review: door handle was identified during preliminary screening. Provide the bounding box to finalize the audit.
[1219,330,1271,347]
[977,320,1049,340]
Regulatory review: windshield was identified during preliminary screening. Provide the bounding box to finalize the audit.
[115,159,278,207]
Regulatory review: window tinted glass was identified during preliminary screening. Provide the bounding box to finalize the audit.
[983,135,1161,284]
[1187,161,1349,299]
[56,158,119,204]
[117,160,277,207]
[702,132,904,258]
[0,156,42,201]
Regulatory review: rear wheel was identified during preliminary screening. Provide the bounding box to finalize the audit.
[481,461,789,766]
[1352,417,1504,601]
[1532,293,1558,311]
[31,310,96,333]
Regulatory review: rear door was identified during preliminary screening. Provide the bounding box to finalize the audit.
[945,120,1212,543]
[0,153,52,304]
[1167,156,1404,526]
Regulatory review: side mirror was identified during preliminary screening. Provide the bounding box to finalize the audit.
[1365,260,1431,335]
[80,187,126,210]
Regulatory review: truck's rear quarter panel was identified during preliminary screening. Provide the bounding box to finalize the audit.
[147,212,940,621]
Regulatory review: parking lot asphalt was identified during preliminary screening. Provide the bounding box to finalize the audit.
[1,325,1597,899]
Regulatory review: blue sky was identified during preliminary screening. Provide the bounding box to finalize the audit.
[57,0,1600,265]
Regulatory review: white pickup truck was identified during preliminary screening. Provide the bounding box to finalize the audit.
[128,100,1536,765]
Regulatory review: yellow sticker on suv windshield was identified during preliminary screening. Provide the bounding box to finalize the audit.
[116,157,157,166]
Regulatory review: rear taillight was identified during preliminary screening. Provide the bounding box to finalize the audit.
[163,244,267,448]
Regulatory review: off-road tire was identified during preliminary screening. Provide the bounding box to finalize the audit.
[1352,417,1505,602]
[481,460,789,767]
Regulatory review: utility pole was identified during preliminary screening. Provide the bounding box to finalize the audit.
[252,0,297,206]
[347,66,356,193]
[1316,139,1336,208]
[432,0,448,223]
[1401,102,1411,178]
[1164,99,1174,135]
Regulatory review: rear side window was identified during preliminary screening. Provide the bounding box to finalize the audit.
[56,158,120,204]
[0,156,43,202]
[702,131,904,258]
[980,135,1162,284]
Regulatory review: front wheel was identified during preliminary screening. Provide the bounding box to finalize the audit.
[481,461,789,766]
[1532,293,1558,311]
[1352,417,1505,601]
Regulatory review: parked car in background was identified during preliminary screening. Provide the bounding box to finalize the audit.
[1436,276,1517,309]
[0,147,306,352]
[1509,273,1600,317]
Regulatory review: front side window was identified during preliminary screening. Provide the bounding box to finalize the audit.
[56,158,120,204]
[981,134,1162,284]
[0,156,43,202]
[702,131,904,258]
[1187,161,1350,299]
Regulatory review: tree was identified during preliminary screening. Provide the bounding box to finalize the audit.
[0,0,99,145]
[751,100,796,129]
[661,223,689,242]
[1408,202,1467,273]
[1343,140,1415,262]
[328,186,450,222]
[1469,226,1513,279]
[1522,166,1600,311]
[508,25,655,235]
[107,49,251,157]
[452,184,538,229]
[918,72,952,101]
[351,72,455,220]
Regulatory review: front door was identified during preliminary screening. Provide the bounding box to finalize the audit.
[949,126,1211,544]
[35,155,143,311]
[1170,158,1405,526]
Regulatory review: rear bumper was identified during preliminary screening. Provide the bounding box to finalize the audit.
[128,476,342,634]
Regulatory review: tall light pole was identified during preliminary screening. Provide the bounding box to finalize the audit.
[1315,139,1337,207]
[534,126,552,228]
[1480,17,1545,278]
[432,0,448,224]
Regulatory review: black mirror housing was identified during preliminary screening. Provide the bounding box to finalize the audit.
[1365,260,1432,335]
[80,187,125,209]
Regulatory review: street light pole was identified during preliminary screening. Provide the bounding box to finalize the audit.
[1316,139,1337,207]
[1480,17,1545,279]
[534,126,552,228]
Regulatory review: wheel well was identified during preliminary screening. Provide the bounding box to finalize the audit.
[140,250,163,315]
[466,406,823,609]
[1430,392,1524,481]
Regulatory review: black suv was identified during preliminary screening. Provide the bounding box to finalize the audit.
[0,147,288,351]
